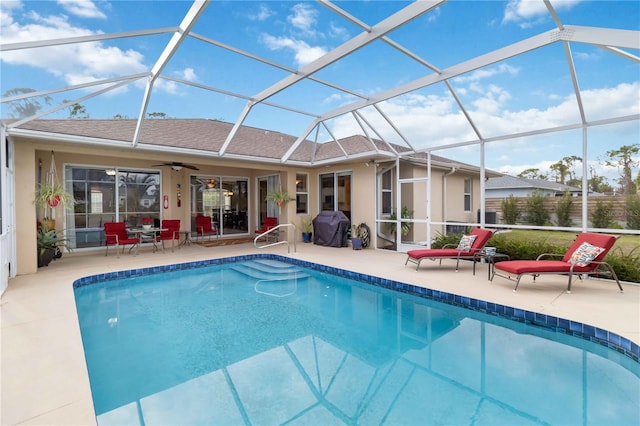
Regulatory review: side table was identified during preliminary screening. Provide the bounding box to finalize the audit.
[473,251,510,280]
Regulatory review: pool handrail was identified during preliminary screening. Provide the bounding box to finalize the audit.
[254,223,297,253]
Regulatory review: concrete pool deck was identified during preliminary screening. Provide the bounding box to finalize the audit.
[2,242,639,425]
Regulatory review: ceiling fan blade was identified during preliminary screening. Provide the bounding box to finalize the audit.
[151,162,199,170]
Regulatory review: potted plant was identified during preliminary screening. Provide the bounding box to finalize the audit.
[300,215,313,243]
[388,206,413,239]
[351,224,363,250]
[37,227,70,267]
[265,189,293,207]
[34,182,75,210]
[141,217,154,230]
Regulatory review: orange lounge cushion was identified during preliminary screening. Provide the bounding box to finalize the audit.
[407,248,475,259]
[494,260,595,274]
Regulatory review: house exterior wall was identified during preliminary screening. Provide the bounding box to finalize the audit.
[11,135,486,274]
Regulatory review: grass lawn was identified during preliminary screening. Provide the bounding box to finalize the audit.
[496,230,639,254]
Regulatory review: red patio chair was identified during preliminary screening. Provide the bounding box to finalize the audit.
[255,216,278,242]
[156,219,181,253]
[405,228,494,271]
[491,232,623,293]
[104,222,139,257]
[196,215,219,241]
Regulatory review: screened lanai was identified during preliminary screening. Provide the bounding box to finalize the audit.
[1,1,639,287]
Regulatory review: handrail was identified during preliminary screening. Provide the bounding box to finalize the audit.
[254,223,297,253]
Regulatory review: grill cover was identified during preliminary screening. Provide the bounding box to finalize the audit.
[312,211,350,247]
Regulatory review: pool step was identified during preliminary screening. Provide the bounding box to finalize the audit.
[231,259,310,281]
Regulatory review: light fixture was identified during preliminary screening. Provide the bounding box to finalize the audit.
[106,169,116,176]
[171,165,183,171]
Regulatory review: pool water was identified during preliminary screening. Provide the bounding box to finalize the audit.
[74,258,640,425]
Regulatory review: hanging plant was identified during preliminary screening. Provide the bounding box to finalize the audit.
[265,189,293,207]
[34,182,75,210]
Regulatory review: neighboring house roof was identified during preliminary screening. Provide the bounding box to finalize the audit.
[9,119,501,177]
[486,175,580,193]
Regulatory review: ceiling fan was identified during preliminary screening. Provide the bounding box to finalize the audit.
[152,162,199,171]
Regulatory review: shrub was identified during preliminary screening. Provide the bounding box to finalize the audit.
[625,194,640,230]
[431,230,468,248]
[554,192,573,227]
[523,191,550,226]
[501,194,520,224]
[591,199,615,228]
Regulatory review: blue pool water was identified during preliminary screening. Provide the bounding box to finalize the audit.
[74,256,640,425]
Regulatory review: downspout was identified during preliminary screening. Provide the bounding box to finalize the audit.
[442,167,457,234]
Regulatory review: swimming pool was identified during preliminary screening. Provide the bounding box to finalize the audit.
[74,254,640,425]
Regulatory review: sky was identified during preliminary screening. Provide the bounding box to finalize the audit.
[1,0,639,187]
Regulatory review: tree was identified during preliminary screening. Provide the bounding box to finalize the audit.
[65,102,89,119]
[518,168,547,180]
[554,192,573,227]
[2,88,52,118]
[522,190,550,226]
[501,194,520,224]
[147,112,167,119]
[550,160,569,184]
[588,166,613,194]
[605,144,640,195]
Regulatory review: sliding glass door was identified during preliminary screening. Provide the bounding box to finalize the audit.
[319,171,352,222]
[191,175,248,236]
[66,166,160,248]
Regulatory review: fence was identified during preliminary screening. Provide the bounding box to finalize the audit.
[485,196,637,229]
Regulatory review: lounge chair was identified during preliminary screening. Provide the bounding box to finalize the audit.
[104,222,140,257]
[405,228,494,271]
[491,232,623,293]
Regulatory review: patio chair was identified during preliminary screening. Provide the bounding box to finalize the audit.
[156,219,181,253]
[405,228,494,271]
[255,216,278,242]
[491,232,623,293]
[195,215,219,241]
[104,222,139,257]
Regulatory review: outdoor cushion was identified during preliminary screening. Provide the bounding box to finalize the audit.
[456,235,477,252]
[568,242,604,267]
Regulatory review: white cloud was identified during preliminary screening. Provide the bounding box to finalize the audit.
[287,3,318,38]
[502,0,583,27]
[248,4,274,22]
[330,82,639,160]
[57,0,106,19]
[454,63,520,83]
[260,34,327,67]
[0,5,186,96]
[180,68,197,82]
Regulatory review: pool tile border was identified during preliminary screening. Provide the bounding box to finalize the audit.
[73,254,640,363]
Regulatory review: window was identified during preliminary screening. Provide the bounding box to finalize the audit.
[381,169,392,215]
[295,173,308,214]
[464,178,472,212]
[66,166,160,248]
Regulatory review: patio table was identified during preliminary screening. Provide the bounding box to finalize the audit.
[127,227,167,254]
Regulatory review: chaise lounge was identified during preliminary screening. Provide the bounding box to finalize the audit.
[405,228,494,271]
[491,232,623,293]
